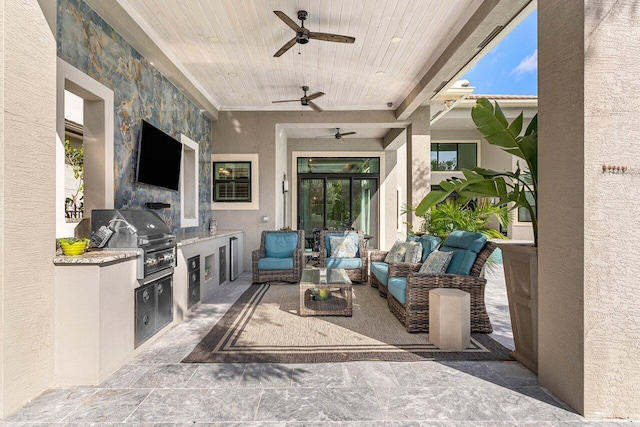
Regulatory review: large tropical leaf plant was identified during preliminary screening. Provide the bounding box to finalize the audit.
[405,199,511,241]
[416,98,538,245]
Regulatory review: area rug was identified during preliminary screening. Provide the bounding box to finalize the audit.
[183,282,512,363]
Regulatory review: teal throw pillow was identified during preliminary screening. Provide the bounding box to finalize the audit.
[404,241,423,263]
[329,236,357,258]
[418,250,453,274]
[384,240,407,263]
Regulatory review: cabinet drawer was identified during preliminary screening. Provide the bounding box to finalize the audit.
[156,276,173,330]
[188,284,200,308]
[188,270,200,286]
[135,283,155,314]
[135,309,156,344]
[187,256,200,272]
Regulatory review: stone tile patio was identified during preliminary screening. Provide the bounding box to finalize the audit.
[2,269,636,425]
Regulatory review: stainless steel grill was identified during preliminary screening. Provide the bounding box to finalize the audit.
[91,209,176,348]
[91,209,176,280]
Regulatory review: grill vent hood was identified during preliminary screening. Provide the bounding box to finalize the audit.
[91,209,175,249]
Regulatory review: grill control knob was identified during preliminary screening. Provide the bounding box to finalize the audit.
[145,258,158,266]
[162,253,174,263]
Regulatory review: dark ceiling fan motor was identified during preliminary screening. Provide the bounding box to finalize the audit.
[296,11,310,44]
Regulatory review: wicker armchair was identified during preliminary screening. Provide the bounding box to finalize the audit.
[387,241,496,333]
[319,230,368,283]
[252,230,305,284]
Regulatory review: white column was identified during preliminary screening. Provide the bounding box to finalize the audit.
[406,106,431,228]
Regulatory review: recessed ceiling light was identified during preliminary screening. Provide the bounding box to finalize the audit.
[149,61,154,66]
[365,95,372,98]
[228,72,237,77]
[241,95,249,99]
[207,36,219,43]
[390,36,402,43]
[375,71,385,76]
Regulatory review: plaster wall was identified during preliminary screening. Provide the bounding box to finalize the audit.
[539,0,640,418]
[581,0,640,418]
[212,110,401,268]
[0,0,57,416]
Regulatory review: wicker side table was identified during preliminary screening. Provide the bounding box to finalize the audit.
[299,268,353,317]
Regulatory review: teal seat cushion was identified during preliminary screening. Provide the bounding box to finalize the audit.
[439,231,487,275]
[370,261,389,286]
[258,257,294,270]
[407,234,442,262]
[265,232,298,258]
[326,257,362,269]
[388,277,407,305]
[324,232,360,257]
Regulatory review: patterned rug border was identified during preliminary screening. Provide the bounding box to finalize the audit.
[183,284,513,363]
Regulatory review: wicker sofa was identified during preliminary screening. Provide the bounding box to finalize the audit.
[319,230,368,283]
[252,230,305,284]
[386,233,496,333]
[369,234,441,297]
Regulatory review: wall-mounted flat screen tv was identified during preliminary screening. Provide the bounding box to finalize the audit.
[136,120,182,191]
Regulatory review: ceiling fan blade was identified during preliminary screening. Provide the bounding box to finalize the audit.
[274,37,297,57]
[309,32,355,43]
[315,135,337,139]
[305,92,325,101]
[274,11,302,32]
[272,99,299,103]
[340,132,357,136]
[307,101,323,112]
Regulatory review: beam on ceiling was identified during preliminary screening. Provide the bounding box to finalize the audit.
[395,0,533,121]
[383,128,406,150]
[84,0,219,121]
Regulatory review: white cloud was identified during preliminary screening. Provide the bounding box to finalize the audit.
[511,49,538,77]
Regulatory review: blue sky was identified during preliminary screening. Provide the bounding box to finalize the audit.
[462,10,537,95]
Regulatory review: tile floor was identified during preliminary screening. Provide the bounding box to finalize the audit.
[2,269,636,426]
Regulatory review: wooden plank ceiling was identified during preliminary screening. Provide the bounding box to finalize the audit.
[118,0,484,111]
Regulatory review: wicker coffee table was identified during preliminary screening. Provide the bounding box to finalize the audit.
[299,268,353,317]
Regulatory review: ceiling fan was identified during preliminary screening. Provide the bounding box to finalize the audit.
[317,128,357,140]
[273,10,356,57]
[272,86,325,112]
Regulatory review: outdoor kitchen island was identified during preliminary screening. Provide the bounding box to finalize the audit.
[52,230,243,386]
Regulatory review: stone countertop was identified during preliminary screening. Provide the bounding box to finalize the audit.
[176,230,243,247]
[53,230,243,265]
[53,249,139,266]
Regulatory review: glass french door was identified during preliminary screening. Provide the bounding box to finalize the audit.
[298,176,379,248]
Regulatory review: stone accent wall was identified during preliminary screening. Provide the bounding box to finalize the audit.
[57,0,212,234]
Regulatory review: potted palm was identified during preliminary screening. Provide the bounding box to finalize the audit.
[416,98,539,372]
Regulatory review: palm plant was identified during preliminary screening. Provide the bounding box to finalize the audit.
[405,199,510,241]
[417,98,538,245]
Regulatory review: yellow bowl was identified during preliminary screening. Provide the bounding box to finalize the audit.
[59,239,88,256]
